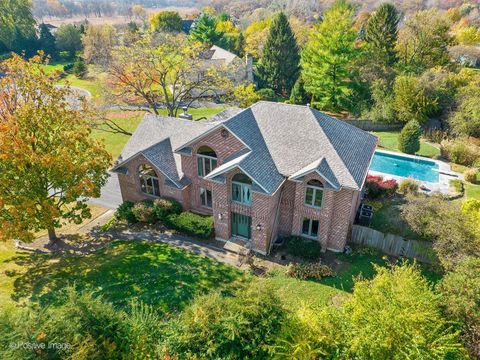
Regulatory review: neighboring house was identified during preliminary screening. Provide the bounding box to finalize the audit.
[113,102,377,254]
[201,45,254,84]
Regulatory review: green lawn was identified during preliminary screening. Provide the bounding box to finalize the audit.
[59,73,104,97]
[1,240,246,312]
[371,131,440,158]
[93,108,225,158]
[0,240,441,314]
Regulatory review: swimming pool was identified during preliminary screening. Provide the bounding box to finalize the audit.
[369,151,439,183]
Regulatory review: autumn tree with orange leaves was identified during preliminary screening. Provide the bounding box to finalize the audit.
[0,54,111,246]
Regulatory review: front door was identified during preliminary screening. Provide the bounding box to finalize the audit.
[231,212,251,240]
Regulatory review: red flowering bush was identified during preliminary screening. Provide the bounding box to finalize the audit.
[365,175,398,199]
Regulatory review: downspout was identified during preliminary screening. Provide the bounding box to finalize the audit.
[267,179,286,255]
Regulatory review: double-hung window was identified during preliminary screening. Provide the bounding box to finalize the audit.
[200,187,212,208]
[197,146,217,177]
[231,173,252,206]
[302,218,319,238]
[304,180,324,208]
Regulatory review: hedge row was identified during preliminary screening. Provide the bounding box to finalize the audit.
[115,199,213,239]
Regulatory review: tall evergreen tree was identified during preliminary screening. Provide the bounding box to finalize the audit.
[364,3,400,66]
[257,12,300,96]
[189,13,223,46]
[289,76,310,105]
[0,0,36,51]
[301,1,360,112]
[38,24,56,58]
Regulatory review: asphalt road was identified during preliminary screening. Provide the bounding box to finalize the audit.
[88,171,123,209]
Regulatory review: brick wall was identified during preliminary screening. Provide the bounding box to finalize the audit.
[181,127,246,214]
[117,154,186,205]
[117,130,361,254]
[210,168,280,254]
[289,173,359,252]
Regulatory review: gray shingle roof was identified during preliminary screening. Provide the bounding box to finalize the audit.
[112,114,216,187]
[203,101,377,193]
[116,102,377,194]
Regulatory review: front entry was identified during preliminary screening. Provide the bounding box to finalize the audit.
[231,212,251,240]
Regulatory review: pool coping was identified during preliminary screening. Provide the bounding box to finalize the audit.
[370,149,461,195]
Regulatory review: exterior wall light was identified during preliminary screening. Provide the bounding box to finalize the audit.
[218,213,223,220]
[256,224,262,231]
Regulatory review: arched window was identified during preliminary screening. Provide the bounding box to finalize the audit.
[197,146,217,177]
[232,173,252,206]
[304,179,323,208]
[139,164,160,197]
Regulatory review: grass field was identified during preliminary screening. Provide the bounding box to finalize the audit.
[371,131,440,158]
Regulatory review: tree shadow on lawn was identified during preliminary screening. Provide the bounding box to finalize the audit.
[10,240,245,313]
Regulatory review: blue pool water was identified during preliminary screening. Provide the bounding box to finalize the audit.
[370,151,439,183]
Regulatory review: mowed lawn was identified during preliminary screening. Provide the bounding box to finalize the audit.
[371,131,440,158]
[0,239,441,315]
[93,108,225,158]
[0,240,343,312]
[1,241,246,313]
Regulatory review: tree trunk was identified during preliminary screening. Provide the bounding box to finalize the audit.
[48,228,58,247]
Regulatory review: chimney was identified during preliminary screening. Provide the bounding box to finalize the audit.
[178,106,193,120]
[245,53,253,83]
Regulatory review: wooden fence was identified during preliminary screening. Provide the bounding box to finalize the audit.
[342,119,403,131]
[350,225,435,263]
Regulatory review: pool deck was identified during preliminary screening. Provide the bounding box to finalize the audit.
[369,149,461,195]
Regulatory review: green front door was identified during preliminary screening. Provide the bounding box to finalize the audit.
[231,212,251,240]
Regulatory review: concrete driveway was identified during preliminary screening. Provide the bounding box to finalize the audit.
[88,171,122,209]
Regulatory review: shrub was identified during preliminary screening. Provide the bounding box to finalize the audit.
[398,121,422,154]
[257,88,277,101]
[463,168,479,184]
[437,257,480,358]
[423,128,446,144]
[441,138,480,166]
[340,263,467,358]
[401,194,480,270]
[399,178,420,194]
[132,201,156,223]
[277,263,467,359]
[365,175,398,199]
[63,62,74,73]
[115,201,136,223]
[286,236,322,261]
[72,59,87,78]
[153,198,182,221]
[165,212,214,239]
[0,288,163,359]
[161,281,285,359]
[286,262,335,280]
[449,179,464,194]
[351,245,380,257]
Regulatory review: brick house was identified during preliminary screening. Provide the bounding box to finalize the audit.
[113,102,377,255]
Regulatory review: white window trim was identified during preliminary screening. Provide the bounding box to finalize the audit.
[302,218,319,239]
[197,154,217,177]
[232,181,252,206]
[199,187,213,208]
[304,184,324,209]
